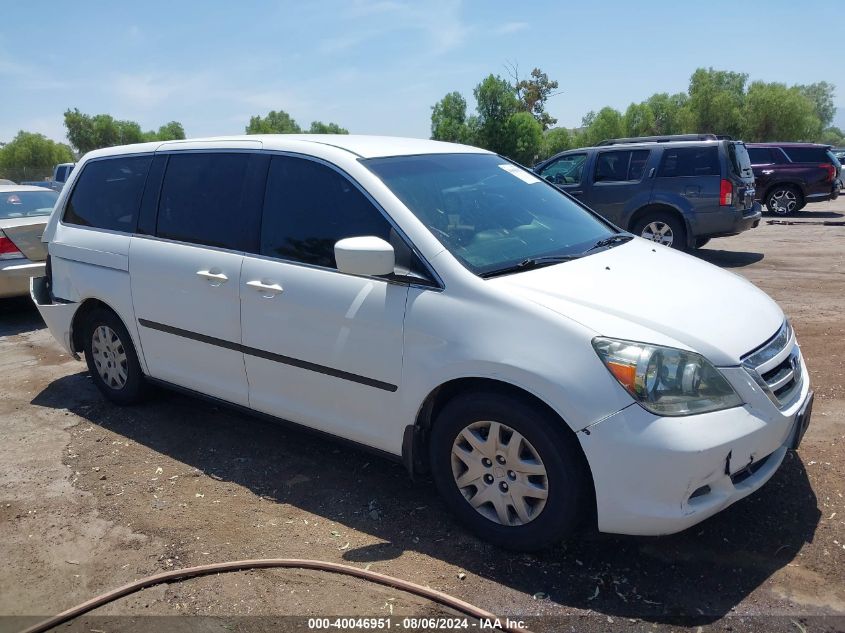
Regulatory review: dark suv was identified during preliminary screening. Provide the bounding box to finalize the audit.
[745,143,840,215]
[534,135,761,250]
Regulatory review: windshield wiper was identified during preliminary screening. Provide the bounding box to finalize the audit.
[479,255,578,278]
[479,234,633,279]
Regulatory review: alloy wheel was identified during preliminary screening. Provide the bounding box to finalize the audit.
[640,221,674,246]
[450,420,549,526]
[769,189,798,215]
[91,325,129,390]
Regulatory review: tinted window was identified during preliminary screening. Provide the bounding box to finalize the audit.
[657,146,719,178]
[783,146,829,163]
[64,156,151,231]
[0,190,59,219]
[156,153,251,250]
[539,153,587,185]
[594,149,650,182]
[748,147,773,164]
[727,143,754,178]
[261,156,392,269]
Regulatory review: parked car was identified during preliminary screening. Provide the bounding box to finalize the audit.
[0,179,16,185]
[0,185,57,298]
[21,162,76,192]
[746,143,840,215]
[533,135,761,250]
[33,136,812,550]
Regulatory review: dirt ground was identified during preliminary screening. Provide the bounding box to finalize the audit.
[1,200,843,633]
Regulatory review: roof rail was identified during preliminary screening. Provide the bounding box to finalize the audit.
[596,134,727,146]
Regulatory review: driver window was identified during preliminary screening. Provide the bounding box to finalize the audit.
[539,153,587,185]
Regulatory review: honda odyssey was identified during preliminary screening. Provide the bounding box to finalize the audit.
[32,135,813,550]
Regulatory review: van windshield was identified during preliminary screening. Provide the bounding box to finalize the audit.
[364,153,616,277]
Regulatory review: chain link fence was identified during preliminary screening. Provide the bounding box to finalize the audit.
[0,166,55,184]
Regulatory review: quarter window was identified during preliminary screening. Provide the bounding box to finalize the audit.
[782,146,830,163]
[156,153,252,250]
[260,156,393,269]
[64,156,151,231]
[594,150,650,182]
[657,146,719,178]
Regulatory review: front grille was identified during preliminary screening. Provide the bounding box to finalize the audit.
[742,321,803,409]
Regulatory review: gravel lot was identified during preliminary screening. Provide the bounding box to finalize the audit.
[1,200,843,633]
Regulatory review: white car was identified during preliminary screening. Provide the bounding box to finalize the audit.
[0,185,57,298]
[32,135,813,550]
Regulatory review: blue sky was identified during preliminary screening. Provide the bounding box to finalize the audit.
[1,0,843,145]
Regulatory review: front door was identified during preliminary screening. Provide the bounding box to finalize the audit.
[240,155,407,453]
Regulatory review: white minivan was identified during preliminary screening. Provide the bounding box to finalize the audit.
[33,135,813,550]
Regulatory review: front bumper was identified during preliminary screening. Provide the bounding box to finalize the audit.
[580,353,811,536]
[0,259,45,299]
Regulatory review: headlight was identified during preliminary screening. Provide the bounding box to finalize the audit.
[592,337,742,416]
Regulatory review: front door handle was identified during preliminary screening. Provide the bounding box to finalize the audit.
[569,190,584,196]
[246,280,284,296]
[196,269,228,285]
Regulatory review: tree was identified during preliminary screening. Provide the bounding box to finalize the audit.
[819,126,845,146]
[581,107,625,146]
[644,92,692,135]
[511,66,560,130]
[308,121,348,134]
[743,81,821,141]
[687,68,747,137]
[473,74,520,154]
[539,127,571,160]
[797,82,836,129]
[504,111,543,165]
[623,102,656,137]
[64,108,186,153]
[0,131,75,179]
[431,91,471,143]
[245,110,301,134]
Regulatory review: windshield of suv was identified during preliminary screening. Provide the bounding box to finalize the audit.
[364,153,616,277]
[0,189,58,219]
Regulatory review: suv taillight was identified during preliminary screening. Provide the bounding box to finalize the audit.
[821,163,835,183]
[0,232,24,260]
[720,179,733,206]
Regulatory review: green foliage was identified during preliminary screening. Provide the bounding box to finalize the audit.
[308,121,349,134]
[581,107,625,146]
[644,93,691,135]
[505,111,543,165]
[539,127,572,161]
[743,81,821,141]
[473,74,521,155]
[0,131,75,173]
[687,68,748,138]
[245,109,301,134]
[819,126,845,146]
[797,82,836,128]
[515,68,559,130]
[623,102,656,137]
[431,91,471,143]
[64,108,187,153]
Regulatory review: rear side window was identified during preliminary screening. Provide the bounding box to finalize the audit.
[783,146,829,163]
[156,153,251,250]
[260,156,392,269]
[748,147,774,164]
[657,146,719,178]
[594,149,650,182]
[64,156,151,231]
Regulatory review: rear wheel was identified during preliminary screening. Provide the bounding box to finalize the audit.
[83,308,147,405]
[766,185,802,215]
[632,211,687,250]
[429,392,586,551]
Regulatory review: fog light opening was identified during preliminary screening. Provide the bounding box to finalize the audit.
[689,484,711,500]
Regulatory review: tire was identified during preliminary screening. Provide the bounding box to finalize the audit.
[632,211,687,251]
[82,307,147,405]
[765,185,802,216]
[429,392,587,551]
[694,237,711,249]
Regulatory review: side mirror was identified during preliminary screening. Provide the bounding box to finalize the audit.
[334,236,395,276]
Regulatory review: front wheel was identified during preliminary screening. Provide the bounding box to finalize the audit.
[429,392,587,551]
[83,308,148,405]
[632,212,687,250]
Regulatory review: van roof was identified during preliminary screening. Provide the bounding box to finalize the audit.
[80,135,491,161]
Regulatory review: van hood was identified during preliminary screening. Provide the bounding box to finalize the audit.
[488,238,783,366]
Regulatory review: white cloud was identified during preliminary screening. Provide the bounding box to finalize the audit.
[494,21,529,35]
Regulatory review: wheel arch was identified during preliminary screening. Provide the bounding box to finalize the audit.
[627,203,691,235]
[70,297,126,355]
[403,376,597,519]
[761,181,806,203]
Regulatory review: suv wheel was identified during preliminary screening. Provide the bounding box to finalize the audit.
[766,186,802,215]
[632,212,687,250]
[429,392,586,551]
[83,308,147,405]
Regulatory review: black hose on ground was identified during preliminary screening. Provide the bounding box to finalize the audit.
[20,558,531,633]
